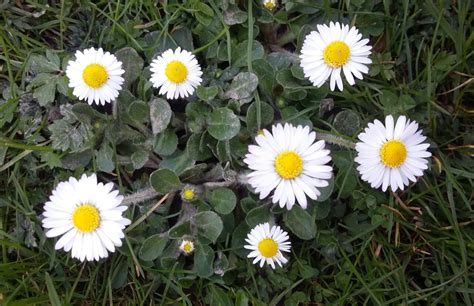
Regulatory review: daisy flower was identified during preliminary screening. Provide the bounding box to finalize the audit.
[263,0,276,10]
[179,240,195,255]
[244,223,291,269]
[355,115,431,192]
[42,173,131,262]
[244,123,333,210]
[150,47,203,99]
[65,47,125,105]
[300,22,372,91]
[181,185,196,202]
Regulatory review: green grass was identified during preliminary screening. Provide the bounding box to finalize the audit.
[1,0,473,305]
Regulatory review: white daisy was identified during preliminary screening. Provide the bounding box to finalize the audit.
[300,22,372,91]
[355,115,431,192]
[263,0,277,10]
[244,123,333,210]
[65,47,125,105]
[244,223,291,269]
[42,173,131,262]
[179,240,195,255]
[150,47,203,99]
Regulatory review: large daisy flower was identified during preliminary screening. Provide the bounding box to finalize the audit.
[243,123,333,210]
[42,173,131,262]
[244,223,291,269]
[355,115,431,192]
[65,47,124,105]
[300,22,372,91]
[150,47,203,99]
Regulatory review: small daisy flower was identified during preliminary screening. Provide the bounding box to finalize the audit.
[244,123,333,210]
[65,47,125,105]
[355,115,431,192]
[300,22,372,91]
[181,185,196,202]
[150,47,203,99]
[42,173,131,262]
[244,223,291,269]
[263,0,277,10]
[179,240,195,255]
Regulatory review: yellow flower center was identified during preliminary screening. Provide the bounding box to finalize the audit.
[165,60,188,84]
[72,204,101,233]
[258,238,278,258]
[323,41,351,68]
[274,151,303,180]
[183,242,193,253]
[82,64,108,88]
[183,189,195,201]
[264,1,275,9]
[380,140,407,168]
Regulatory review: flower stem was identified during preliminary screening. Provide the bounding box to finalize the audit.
[316,132,356,149]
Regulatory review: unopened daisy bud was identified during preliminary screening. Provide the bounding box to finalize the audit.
[300,22,372,91]
[65,47,125,105]
[179,240,195,255]
[181,185,196,202]
[244,223,291,269]
[263,0,277,10]
[355,115,431,192]
[42,173,131,262]
[150,47,203,99]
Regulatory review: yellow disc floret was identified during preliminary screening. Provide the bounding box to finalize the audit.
[323,41,350,68]
[165,60,188,84]
[274,151,303,179]
[72,204,101,233]
[183,189,195,201]
[264,0,275,10]
[380,140,407,168]
[82,64,108,88]
[180,240,194,254]
[258,238,278,258]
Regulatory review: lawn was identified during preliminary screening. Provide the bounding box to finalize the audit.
[0,0,473,305]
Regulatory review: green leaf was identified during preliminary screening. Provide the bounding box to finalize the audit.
[193,244,214,278]
[29,54,60,73]
[131,150,149,169]
[246,101,274,134]
[154,129,178,156]
[333,110,361,136]
[276,68,301,89]
[128,100,149,122]
[96,143,115,172]
[232,41,264,67]
[33,81,56,106]
[253,59,275,97]
[45,272,62,306]
[231,222,251,258]
[186,133,213,161]
[209,188,236,215]
[115,47,144,88]
[160,151,195,175]
[315,177,334,202]
[168,222,192,239]
[139,234,168,261]
[49,119,94,152]
[245,206,271,227]
[223,4,247,25]
[207,107,241,141]
[149,168,181,193]
[149,98,172,135]
[196,86,219,102]
[193,211,223,243]
[186,102,210,133]
[224,72,258,100]
[284,205,316,240]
